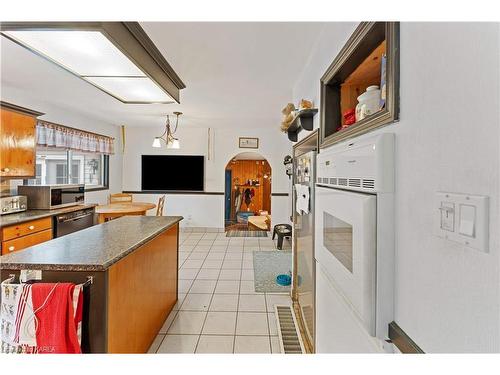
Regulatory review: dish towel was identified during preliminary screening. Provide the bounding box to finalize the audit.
[1,281,83,354]
[294,184,310,215]
[1,280,37,353]
[31,283,82,354]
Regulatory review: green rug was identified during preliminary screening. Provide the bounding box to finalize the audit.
[253,250,292,292]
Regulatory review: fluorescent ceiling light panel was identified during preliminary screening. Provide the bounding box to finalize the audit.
[85,76,174,102]
[2,23,186,103]
[4,30,144,76]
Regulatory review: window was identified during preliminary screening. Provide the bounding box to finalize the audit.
[323,212,353,273]
[72,152,103,186]
[28,148,109,190]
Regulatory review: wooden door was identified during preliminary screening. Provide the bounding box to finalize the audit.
[0,108,37,178]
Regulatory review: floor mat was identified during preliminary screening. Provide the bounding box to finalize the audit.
[226,230,268,237]
[225,223,248,231]
[253,250,292,292]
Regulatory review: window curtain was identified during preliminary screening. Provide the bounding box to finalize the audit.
[36,120,114,154]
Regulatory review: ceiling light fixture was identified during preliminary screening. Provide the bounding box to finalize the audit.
[0,22,185,104]
[152,112,182,149]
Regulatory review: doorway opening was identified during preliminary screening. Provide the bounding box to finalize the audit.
[224,152,272,233]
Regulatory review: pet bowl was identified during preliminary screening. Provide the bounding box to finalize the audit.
[276,274,291,286]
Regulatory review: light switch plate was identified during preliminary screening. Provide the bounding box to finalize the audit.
[435,192,489,252]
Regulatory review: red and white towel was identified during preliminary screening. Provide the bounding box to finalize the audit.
[1,280,83,354]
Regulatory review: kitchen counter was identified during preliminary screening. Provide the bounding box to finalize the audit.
[0,203,98,227]
[0,215,183,272]
[0,215,182,353]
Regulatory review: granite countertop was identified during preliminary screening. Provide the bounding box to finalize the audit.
[0,216,183,272]
[0,204,98,227]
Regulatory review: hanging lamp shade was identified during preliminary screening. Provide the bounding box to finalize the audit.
[152,137,162,148]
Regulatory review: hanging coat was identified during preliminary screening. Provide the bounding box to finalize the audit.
[234,188,242,215]
[244,188,252,207]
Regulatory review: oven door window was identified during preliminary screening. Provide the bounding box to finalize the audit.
[51,189,62,206]
[323,212,353,273]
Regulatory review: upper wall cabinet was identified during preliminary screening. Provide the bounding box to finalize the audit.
[320,22,400,148]
[0,101,44,178]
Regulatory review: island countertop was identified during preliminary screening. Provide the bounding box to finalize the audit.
[0,216,183,272]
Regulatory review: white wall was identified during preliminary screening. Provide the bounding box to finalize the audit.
[1,85,123,204]
[293,22,500,352]
[122,125,291,228]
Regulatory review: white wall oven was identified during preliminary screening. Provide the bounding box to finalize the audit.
[315,133,394,353]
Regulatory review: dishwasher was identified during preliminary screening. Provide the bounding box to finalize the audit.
[53,207,95,238]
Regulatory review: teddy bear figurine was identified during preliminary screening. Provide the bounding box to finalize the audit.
[299,99,313,110]
[280,103,296,132]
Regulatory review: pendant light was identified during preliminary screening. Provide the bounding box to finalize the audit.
[152,111,182,149]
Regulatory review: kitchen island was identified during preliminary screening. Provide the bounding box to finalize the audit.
[0,215,183,353]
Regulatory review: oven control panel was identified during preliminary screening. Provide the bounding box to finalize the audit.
[316,133,394,193]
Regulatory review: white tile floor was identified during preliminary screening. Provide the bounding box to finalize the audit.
[148,229,292,354]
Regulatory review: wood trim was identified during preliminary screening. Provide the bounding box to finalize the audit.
[123,190,224,195]
[107,224,178,353]
[0,101,44,117]
[320,22,400,148]
[388,322,425,354]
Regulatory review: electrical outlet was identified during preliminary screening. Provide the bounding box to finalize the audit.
[20,269,42,282]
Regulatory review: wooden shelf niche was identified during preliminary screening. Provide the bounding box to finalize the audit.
[340,40,386,126]
[320,22,399,148]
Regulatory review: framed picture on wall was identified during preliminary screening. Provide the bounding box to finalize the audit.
[239,137,259,149]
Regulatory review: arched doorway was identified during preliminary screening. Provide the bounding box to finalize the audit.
[224,152,272,232]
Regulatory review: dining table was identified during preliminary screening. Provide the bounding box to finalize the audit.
[95,202,157,224]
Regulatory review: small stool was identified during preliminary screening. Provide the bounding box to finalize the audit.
[272,224,292,250]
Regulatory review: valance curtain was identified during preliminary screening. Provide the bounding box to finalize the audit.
[36,120,114,154]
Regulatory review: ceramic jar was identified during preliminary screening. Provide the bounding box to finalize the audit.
[355,85,381,122]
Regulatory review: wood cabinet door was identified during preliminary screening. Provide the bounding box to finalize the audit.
[0,108,37,178]
[1,228,53,255]
[2,217,53,241]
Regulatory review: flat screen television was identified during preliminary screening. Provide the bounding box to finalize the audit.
[141,155,204,191]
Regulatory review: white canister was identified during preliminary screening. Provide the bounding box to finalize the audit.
[355,85,381,121]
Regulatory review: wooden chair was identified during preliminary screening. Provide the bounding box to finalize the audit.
[109,193,133,204]
[156,195,166,216]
